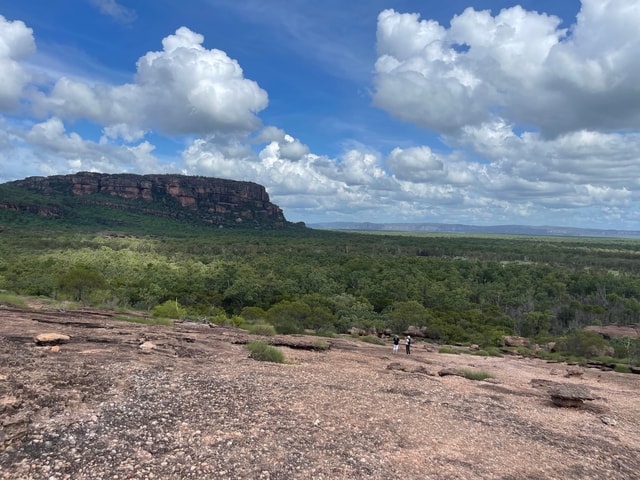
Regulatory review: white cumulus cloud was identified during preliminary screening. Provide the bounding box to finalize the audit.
[36,26,268,138]
[373,0,640,136]
[17,117,167,175]
[0,15,35,111]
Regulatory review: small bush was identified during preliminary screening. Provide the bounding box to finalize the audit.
[245,341,285,363]
[0,292,28,308]
[274,321,303,335]
[358,335,385,345]
[246,323,277,336]
[484,346,504,357]
[315,329,337,338]
[614,364,631,374]
[591,355,617,364]
[537,350,564,361]
[150,300,186,319]
[459,368,495,381]
[312,338,331,351]
[438,346,461,355]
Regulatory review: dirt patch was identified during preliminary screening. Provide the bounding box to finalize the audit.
[1,304,639,479]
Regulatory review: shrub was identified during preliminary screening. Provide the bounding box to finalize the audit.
[0,292,28,308]
[312,338,331,351]
[358,335,385,345]
[614,364,631,374]
[556,330,612,358]
[246,323,277,336]
[610,337,640,365]
[240,306,267,322]
[210,313,230,325]
[150,300,186,319]
[484,346,504,357]
[315,328,337,338]
[438,346,460,355]
[245,341,285,363]
[273,319,304,335]
[459,368,494,381]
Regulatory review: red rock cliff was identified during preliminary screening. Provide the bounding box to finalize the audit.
[4,172,292,228]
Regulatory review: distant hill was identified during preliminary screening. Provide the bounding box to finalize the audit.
[0,172,301,230]
[309,221,640,239]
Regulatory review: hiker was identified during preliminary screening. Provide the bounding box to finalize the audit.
[393,334,399,353]
[405,335,411,354]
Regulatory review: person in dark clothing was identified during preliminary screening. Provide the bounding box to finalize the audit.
[393,335,399,353]
[405,335,411,354]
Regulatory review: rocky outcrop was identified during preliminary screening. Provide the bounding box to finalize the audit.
[2,303,640,479]
[1,172,295,228]
[502,335,530,347]
[585,324,640,339]
[405,325,428,338]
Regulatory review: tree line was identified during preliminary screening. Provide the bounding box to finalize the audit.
[2,226,640,350]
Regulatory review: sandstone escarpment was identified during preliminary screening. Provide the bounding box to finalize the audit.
[1,172,293,228]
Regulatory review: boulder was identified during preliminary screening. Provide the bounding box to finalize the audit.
[35,333,70,346]
[404,326,428,338]
[549,384,595,408]
[348,327,366,337]
[502,335,529,347]
[438,367,464,378]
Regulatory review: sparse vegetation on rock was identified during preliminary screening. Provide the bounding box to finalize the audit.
[245,340,286,363]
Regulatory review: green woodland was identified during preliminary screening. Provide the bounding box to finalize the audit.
[1,210,640,365]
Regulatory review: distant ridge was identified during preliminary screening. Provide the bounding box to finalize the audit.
[309,222,640,239]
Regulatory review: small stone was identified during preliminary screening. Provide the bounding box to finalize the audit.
[600,416,617,426]
[139,341,156,352]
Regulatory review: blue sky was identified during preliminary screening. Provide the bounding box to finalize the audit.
[2,0,640,229]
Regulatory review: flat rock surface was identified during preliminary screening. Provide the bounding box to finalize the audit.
[1,303,640,479]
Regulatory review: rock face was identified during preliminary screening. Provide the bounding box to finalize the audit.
[585,324,640,339]
[2,303,640,479]
[1,172,294,228]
